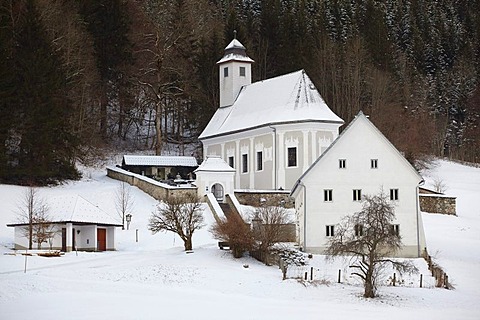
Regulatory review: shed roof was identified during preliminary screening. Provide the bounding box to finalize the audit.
[199,70,343,140]
[123,155,198,167]
[194,156,235,173]
[8,195,121,227]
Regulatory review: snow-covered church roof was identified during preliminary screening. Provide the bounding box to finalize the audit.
[199,69,344,140]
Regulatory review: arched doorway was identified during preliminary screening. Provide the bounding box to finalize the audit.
[211,183,224,202]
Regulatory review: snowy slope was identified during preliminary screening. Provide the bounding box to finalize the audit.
[0,160,479,320]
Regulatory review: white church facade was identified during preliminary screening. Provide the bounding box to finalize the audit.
[199,38,344,191]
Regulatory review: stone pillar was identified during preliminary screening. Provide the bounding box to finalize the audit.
[249,137,255,188]
[66,222,73,252]
[302,130,309,171]
[277,131,285,190]
[235,140,240,189]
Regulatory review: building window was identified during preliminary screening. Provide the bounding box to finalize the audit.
[239,66,246,77]
[353,189,362,201]
[324,189,333,202]
[287,147,297,167]
[228,156,234,168]
[354,224,364,237]
[326,225,335,237]
[339,159,346,169]
[390,188,399,201]
[390,224,400,236]
[224,67,229,77]
[256,151,263,171]
[371,159,378,169]
[242,154,248,173]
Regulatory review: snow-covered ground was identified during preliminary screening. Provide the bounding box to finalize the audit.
[0,160,478,320]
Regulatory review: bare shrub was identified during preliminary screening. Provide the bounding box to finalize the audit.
[210,214,254,258]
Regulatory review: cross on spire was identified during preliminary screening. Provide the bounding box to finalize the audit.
[233,29,237,39]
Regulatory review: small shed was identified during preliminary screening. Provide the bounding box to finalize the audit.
[195,156,235,203]
[121,155,198,180]
[7,195,122,252]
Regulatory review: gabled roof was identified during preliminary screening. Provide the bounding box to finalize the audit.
[194,156,235,173]
[8,195,122,227]
[123,155,198,167]
[199,70,344,140]
[291,111,423,196]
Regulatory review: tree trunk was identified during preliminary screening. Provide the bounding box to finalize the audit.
[184,237,192,251]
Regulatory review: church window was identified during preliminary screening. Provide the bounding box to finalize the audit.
[339,159,346,169]
[256,151,263,171]
[371,159,378,169]
[287,147,297,167]
[242,154,248,173]
[239,66,246,77]
[224,67,228,77]
[228,156,234,168]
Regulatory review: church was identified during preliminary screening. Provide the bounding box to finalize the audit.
[199,38,344,191]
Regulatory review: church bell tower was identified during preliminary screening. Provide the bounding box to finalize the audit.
[217,34,254,107]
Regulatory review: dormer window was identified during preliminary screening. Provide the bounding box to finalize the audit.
[239,66,246,77]
[224,67,229,77]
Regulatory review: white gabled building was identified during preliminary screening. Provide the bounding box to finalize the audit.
[199,38,344,191]
[290,112,427,258]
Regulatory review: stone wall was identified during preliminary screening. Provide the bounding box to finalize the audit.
[107,167,197,201]
[234,190,294,208]
[419,195,456,215]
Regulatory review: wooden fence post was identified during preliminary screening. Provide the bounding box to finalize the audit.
[392,273,396,286]
[338,269,341,283]
[420,274,423,288]
[304,272,308,281]
[310,267,314,281]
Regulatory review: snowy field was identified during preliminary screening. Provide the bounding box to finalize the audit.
[0,160,479,320]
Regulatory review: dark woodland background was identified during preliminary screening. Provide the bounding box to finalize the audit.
[0,0,479,184]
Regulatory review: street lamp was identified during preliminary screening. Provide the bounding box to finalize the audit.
[126,214,132,230]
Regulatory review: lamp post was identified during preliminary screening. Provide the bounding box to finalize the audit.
[126,214,132,230]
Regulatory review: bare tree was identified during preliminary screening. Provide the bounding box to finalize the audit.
[115,182,134,230]
[325,191,417,298]
[210,214,254,258]
[17,187,49,250]
[148,194,204,251]
[31,210,57,250]
[252,198,293,256]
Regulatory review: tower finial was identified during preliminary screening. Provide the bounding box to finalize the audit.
[233,29,237,39]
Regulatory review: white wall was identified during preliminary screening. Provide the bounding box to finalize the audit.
[294,116,425,258]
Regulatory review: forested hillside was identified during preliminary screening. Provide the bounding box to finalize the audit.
[0,0,479,184]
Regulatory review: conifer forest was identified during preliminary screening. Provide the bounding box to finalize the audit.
[0,0,479,184]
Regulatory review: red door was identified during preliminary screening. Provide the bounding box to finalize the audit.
[97,228,106,251]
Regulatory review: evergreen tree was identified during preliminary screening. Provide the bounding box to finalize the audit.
[3,1,79,184]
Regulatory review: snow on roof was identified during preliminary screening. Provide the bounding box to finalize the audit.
[123,155,198,167]
[217,38,254,64]
[199,70,344,140]
[194,156,235,173]
[225,38,245,50]
[48,195,121,226]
